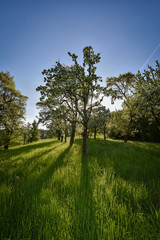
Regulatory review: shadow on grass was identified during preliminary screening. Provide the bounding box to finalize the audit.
[0,145,71,239]
[0,141,64,186]
[73,154,97,240]
[80,138,160,209]
[0,139,59,161]
[76,138,160,184]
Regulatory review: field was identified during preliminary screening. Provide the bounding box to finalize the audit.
[0,138,160,240]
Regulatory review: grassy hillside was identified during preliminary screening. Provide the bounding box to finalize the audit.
[0,139,160,240]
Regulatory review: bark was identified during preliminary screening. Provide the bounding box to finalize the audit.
[70,124,76,146]
[82,123,88,156]
[65,131,67,143]
[23,133,26,145]
[61,135,63,142]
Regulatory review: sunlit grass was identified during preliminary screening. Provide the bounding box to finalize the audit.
[0,138,160,239]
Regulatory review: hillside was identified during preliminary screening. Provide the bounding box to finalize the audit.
[0,139,160,240]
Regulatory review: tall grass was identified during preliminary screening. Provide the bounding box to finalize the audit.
[0,138,160,239]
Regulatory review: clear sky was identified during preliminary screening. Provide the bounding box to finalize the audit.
[1,0,160,125]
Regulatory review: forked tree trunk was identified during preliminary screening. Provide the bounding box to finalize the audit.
[70,124,76,146]
[82,123,88,156]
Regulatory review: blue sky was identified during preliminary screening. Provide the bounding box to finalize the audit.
[1,0,160,125]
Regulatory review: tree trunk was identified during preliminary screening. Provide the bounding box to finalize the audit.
[70,124,76,146]
[82,123,88,156]
[94,127,97,139]
[23,133,26,145]
[65,131,67,143]
[4,144,8,150]
[4,135,10,150]
[124,134,128,142]
[61,135,63,142]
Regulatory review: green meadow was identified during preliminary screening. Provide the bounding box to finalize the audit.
[0,139,160,240]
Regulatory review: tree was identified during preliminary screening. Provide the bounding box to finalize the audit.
[29,120,39,142]
[21,123,32,144]
[88,108,101,139]
[106,72,136,141]
[36,66,78,146]
[105,62,160,142]
[37,46,105,156]
[0,72,28,149]
[88,105,110,140]
[135,61,160,130]
[97,106,110,140]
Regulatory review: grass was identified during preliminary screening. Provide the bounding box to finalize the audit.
[0,138,160,240]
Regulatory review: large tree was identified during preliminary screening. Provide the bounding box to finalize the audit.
[37,46,104,156]
[0,72,28,149]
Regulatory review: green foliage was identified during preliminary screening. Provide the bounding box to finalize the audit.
[89,105,110,139]
[0,139,160,239]
[135,61,160,130]
[106,72,135,104]
[29,120,39,142]
[106,61,160,142]
[37,46,105,155]
[0,72,28,149]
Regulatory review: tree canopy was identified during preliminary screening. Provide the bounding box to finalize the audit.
[37,46,105,155]
[0,72,28,149]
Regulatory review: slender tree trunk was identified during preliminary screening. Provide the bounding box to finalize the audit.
[82,122,88,156]
[61,135,63,142]
[94,127,97,139]
[70,124,76,146]
[23,133,26,145]
[65,131,67,143]
[58,135,61,141]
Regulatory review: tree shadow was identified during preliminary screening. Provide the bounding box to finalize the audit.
[73,154,97,240]
[0,139,59,162]
[84,138,160,183]
[0,145,71,239]
[85,138,160,210]
[0,141,64,187]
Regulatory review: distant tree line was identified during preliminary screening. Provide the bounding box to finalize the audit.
[105,62,160,142]
[0,47,160,152]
